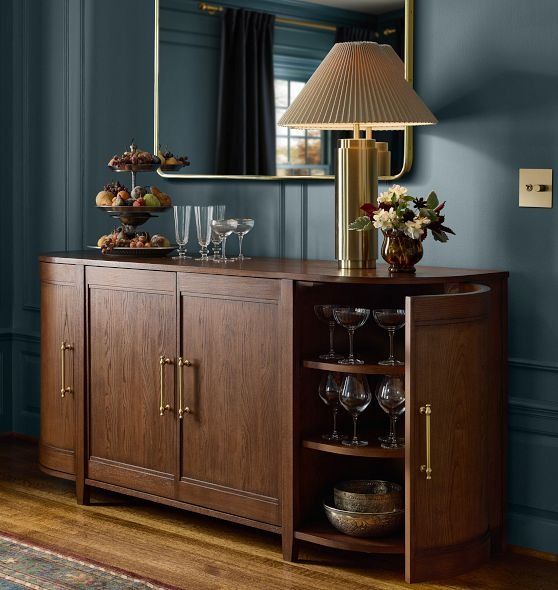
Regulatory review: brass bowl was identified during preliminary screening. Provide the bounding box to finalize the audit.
[334,480,403,513]
[324,496,404,538]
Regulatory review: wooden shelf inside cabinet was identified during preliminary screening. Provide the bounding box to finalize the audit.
[303,436,405,459]
[303,359,405,376]
[295,520,405,554]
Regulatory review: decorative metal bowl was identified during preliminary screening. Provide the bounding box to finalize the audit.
[323,496,404,538]
[160,163,188,172]
[334,480,403,513]
[97,206,171,233]
[108,163,159,173]
[88,245,176,258]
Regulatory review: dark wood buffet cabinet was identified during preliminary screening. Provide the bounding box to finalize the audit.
[39,253,508,583]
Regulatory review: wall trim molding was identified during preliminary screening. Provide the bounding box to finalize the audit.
[509,357,558,373]
[509,397,558,438]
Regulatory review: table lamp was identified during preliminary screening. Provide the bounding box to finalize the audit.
[279,42,437,269]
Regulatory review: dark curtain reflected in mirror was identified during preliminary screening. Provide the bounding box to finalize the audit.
[157,0,407,178]
[215,8,276,175]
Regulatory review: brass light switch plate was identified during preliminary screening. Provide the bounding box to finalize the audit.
[519,169,553,208]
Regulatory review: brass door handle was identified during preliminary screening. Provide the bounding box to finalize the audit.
[60,342,73,398]
[159,356,173,415]
[177,357,192,419]
[419,404,432,480]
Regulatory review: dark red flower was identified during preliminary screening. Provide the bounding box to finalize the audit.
[434,201,446,213]
[360,203,378,217]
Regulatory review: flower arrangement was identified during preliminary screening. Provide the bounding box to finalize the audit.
[349,185,455,243]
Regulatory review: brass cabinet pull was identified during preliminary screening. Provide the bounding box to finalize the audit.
[419,404,432,480]
[60,341,73,398]
[159,356,173,415]
[177,357,192,419]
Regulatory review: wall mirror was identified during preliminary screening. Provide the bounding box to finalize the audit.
[154,0,413,180]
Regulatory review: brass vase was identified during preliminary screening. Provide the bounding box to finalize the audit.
[381,231,423,273]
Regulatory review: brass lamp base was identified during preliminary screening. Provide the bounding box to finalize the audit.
[335,138,378,269]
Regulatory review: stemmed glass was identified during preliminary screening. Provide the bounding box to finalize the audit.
[210,205,226,261]
[376,375,405,449]
[210,219,238,262]
[314,305,343,360]
[318,372,345,441]
[173,205,192,259]
[339,374,372,447]
[194,206,214,260]
[373,309,406,366]
[232,218,254,260]
[333,307,370,365]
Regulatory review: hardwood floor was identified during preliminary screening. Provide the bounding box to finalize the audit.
[0,438,556,589]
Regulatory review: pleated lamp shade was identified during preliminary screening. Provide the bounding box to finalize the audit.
[278,42,437,130]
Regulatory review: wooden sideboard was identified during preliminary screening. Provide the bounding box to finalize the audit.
[39,253,508,583]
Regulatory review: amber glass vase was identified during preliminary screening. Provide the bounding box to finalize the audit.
[381,231,423,273]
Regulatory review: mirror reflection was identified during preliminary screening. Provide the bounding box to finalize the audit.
[157,0,406,178]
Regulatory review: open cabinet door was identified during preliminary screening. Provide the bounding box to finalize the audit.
[405,284,492,583]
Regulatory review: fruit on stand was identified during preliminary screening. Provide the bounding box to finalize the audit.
[133,197,145,207]
[117,190,130,201]
[104,181,129,196]
[108,143,160,170]
[97,228,171,254]
[143,193,160,207]
[96,191,114,206]
[130,186,147,201]
[158,147,190,169]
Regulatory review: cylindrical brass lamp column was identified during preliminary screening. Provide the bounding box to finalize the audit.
[336,138,378,269]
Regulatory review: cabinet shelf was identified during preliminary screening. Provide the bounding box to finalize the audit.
[303,358,405,375]
[295,520,405,554]
[303,436,405,459]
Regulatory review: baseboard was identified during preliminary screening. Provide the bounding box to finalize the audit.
[508,509,558,557]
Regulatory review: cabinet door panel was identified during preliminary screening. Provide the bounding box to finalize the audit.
[40,263,83,477]
[87,268,177,497]
[405,284,491,582]
[178,277,281,525]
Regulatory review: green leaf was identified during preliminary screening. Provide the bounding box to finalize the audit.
[349,216,373,231]
[432,230,449,243]
[426,191,439,209]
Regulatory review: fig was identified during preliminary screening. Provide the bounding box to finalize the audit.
[133,197,145,207]
[131,186,146,200]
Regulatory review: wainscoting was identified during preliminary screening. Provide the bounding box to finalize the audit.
[3,0,558,558]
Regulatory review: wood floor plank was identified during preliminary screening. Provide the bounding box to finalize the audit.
[0,439,556,589]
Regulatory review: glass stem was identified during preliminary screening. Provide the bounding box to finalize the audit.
[348,329,355,361]
[352,414,359,443]
[388,329,395,361]
[328,323,336,355]
[389,414,397,441]
[200,245,208,260]
[238,234,244,259]
[221,236,227,261]
[179,244,186,258]
[332,407,339,437]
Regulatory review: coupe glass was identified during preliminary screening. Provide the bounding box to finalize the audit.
[314,305,343,360]
[210,219,238,262]
[194,206,214,260]
[318,372,345,441]
[210,205,226,260]
[339,374,372,447]
[232,218,254,260]
[173,205,192,259]
[376,375,405,449]
[333,307,370,365]
[373,309,405,366]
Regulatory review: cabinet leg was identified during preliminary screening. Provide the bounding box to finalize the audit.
[76,482,91,506]
[282,537,299,562]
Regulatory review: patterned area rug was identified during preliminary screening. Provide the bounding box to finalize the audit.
[0,533,171,589]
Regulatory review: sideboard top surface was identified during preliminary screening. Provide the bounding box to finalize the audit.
[40,252,508,285]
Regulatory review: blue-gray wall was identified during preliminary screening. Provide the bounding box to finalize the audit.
[3,0,557,556]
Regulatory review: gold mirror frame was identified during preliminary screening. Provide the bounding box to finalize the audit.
[153,0,414,181]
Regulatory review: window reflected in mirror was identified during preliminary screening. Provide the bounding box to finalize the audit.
[156,0,408,179]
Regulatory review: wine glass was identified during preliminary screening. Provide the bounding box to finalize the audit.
[210,219,238,262]
[232,218,254,260]
[339,374,372,447]
[333,307,370,365]
[376,375,405,449]
[210,205,225,260]
[314,305,343,360]
[373,309,405,366]
[318,372,345,441]
[194,206,214,260]
[173,205,192,259]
